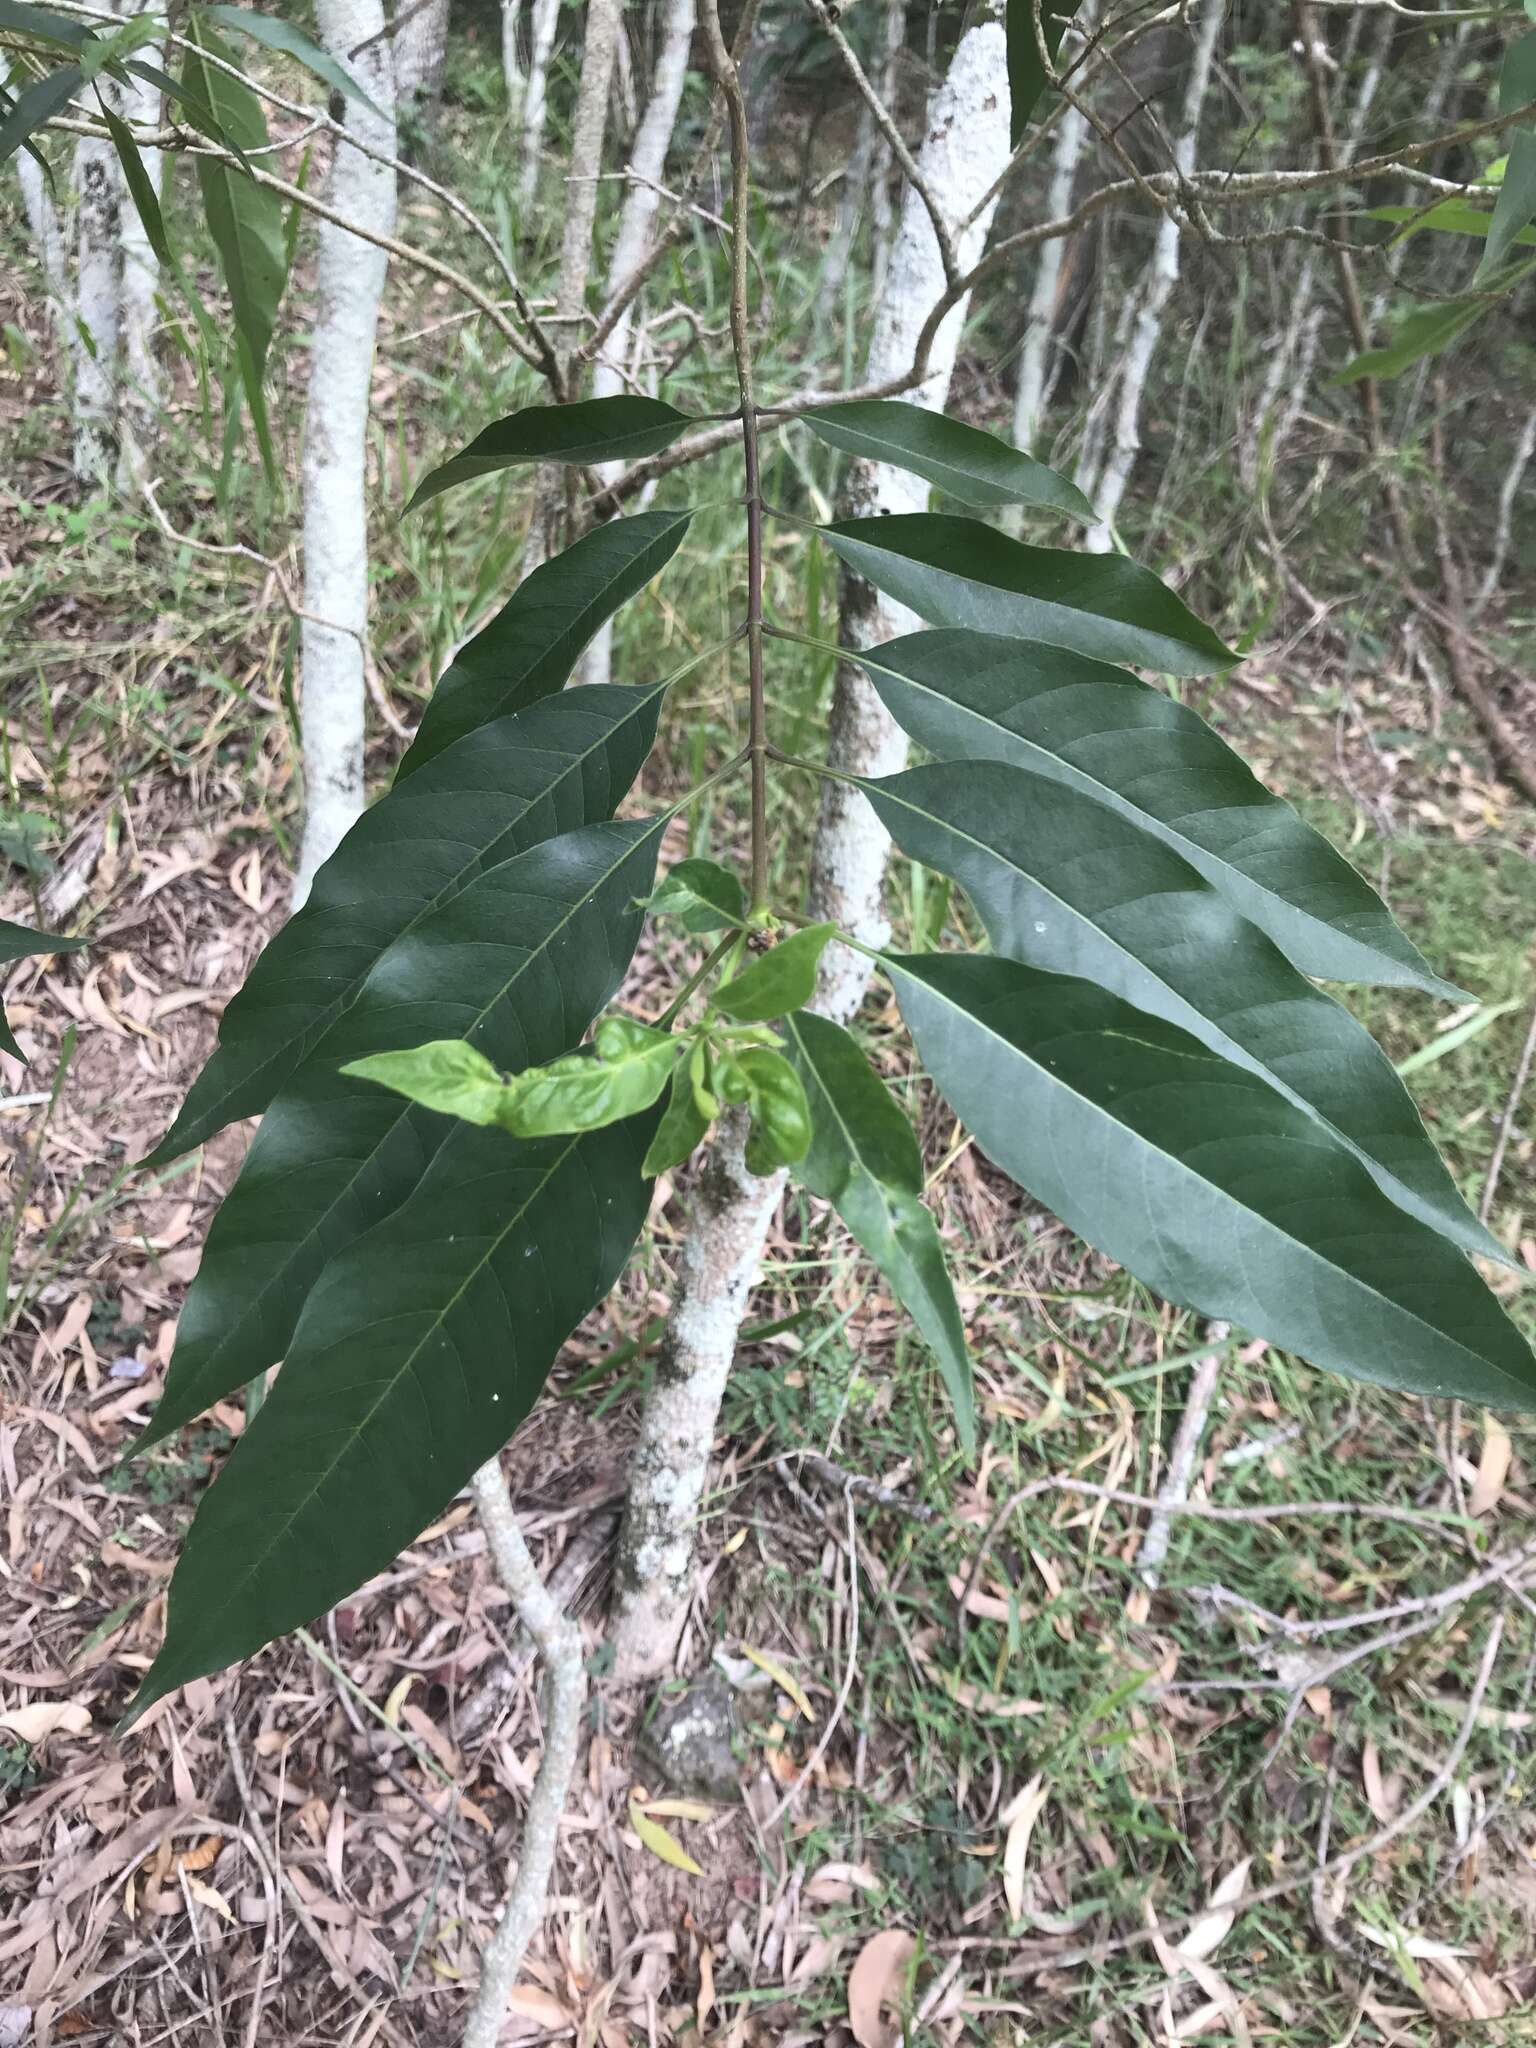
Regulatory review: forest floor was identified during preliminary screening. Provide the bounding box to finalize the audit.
[4,156,1536,2048]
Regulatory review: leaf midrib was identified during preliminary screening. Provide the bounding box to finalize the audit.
[898,968,1531,1402]
[178,1126,596,1656]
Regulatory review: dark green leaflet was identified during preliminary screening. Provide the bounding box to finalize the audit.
[136,819,665,1452]
[0,918,85,1059]
[407,398,695,511]
[889,954,1536,1409]
[396,509,690,780]
[149,682,667,1166]
[821,513,1235,676]
[856,628,1461,997]
[864,760,1502,1264]
[784,1010,974,1451]
[802,401,1094,520]
[126,1107,659,1719]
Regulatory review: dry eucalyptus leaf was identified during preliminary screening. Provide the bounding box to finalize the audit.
[0,1701,91,1743]
[1171,1857,1252,1966]
[847,1928,917,2048]
[1000,1773,1048,1922]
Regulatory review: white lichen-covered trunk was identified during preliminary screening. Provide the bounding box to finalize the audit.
[113,0,164,484]
[395,0,450,126]
[501,0,524,120]
[1083,0,1223,551]
[518,0,562,208]
[811,10,1014,1025]
[608,1115,784,1681]
[608,12,1013,1684]
[72,132,121,485]
[1012,99,1089,457]
[6,60,73,378]
[583,0,696,687]
[294,1,398,905]
[524,0,624,574]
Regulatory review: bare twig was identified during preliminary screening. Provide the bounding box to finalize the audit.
[462,1455,588,2048]
[1135,1324,1227,1589]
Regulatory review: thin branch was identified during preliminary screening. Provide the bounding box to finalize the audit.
[462,1456,588,2048]
[803,0,961,290]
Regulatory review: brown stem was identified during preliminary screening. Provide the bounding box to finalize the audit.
[700,0,770,912]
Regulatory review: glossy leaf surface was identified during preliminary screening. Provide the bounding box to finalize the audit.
[858,628,1459,996]
[151,681,666,1166]
[866,761,1501,1263]
[340,1039,510,1126]
[0,918,84,1059]
[821,515,1234,676]
[138,819,664,1452]
[738,1046,813,1173]
[890,954,1536,1409]
[715,925,836,1022]
[784,1011,974,1450]
[129,1109,657,1715]
[408,398,694,511]
[396,510,689,780]
[803,401,1094,519]
[648,856,747,933]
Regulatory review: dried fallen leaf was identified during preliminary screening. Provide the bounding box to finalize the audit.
[1000,1774,1048,1922]
[638,1797,716,1821]
[629,1799,702,1876]
[185,1876,235,1923]
[806,1859,881,1903]
[1470,1414,1513,1517]
[847,1928,917,2048]
[741,1645,817,1722]
[1172,1858,1253,1966]
[0,1700,91,1743]
[507,1987,575,2026]
[1361,1739,1400,1825]
[382,1674,415,1728]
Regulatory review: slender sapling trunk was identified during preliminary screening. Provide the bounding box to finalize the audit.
[294,1,399,904]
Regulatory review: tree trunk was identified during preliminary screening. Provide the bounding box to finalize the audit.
[583,0,696,686]
[501,0,524,122]
[294,2,399,905]
[525,0,625,571]
[1011,99,1089,457]
[1083,0,1223,551]
[113,0,164,485]
[72,133,121,486]
[518,0,562,209]
[5,61,73,381]
[608,8,1014,1684]
[395,0,450,130]
[811,7,1015,1024]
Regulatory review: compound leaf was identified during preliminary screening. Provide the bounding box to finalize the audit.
[890,954,1536,1410]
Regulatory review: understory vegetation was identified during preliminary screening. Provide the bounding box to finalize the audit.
[1,1,1534,2043]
